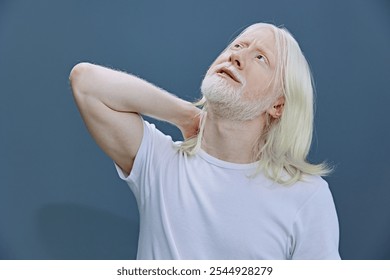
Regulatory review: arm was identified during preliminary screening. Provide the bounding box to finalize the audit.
[69,62,200,175]
[291,183,340,259]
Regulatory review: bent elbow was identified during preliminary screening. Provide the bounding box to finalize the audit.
[69,62,93,95]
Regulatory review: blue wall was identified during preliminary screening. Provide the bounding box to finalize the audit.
[1,0,389,259]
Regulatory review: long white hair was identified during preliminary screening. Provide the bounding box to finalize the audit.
[179,23,331,185]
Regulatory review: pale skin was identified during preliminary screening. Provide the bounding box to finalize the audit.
[69,25,284,175]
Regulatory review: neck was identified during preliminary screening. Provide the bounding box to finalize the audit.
[201,108,266,164]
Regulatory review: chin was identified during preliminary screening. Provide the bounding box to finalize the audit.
[201,74,266,121]
[201,74,239,102]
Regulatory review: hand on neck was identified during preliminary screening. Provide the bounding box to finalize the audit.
[201,107,266,164]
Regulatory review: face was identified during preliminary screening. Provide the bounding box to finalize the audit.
[201,24,279,121]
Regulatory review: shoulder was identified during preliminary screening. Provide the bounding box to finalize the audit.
[280,172,328,191]
[292,174,330,197]
[279,174,334,216]
[117,120,179,189]
[137,120,183,166]
[141,120,176,150]
[291,175,337,218]
[302,175,332,200]
[298,174,329,188]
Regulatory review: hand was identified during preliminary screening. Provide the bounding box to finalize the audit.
[178,105,202,140]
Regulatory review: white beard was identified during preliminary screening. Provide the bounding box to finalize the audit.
[201,73,270,121]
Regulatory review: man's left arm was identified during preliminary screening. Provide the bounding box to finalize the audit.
[291,183,341,260]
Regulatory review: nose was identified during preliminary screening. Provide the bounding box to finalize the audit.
[229,51,245,69]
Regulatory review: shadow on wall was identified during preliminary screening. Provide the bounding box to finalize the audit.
[36,203,139,259]
[0,237,11,259]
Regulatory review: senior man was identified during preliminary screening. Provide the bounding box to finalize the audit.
[70,23,340,260]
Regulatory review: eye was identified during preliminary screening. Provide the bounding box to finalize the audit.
[256,54,265,62]
[232,43,242,49]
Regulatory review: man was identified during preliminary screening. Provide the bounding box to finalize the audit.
[70,23,340,259]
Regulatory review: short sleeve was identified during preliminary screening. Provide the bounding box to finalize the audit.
[291,182,341,260]
[114,120,176,205]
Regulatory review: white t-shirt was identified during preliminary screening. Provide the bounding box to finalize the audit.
[115,120,340,260]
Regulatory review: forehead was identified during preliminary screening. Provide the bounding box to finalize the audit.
[235,25,276,49]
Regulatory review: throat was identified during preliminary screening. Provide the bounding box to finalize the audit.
[201,111,265,164]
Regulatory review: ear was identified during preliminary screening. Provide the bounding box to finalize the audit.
[267,96,285,119]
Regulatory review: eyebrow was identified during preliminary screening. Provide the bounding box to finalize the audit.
[237,39,274,67]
